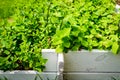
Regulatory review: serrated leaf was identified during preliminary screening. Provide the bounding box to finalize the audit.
[103,40,113,48]
[91,29,97,34]
[112,42,119,54]
[52,37,63,45]
[109,25,118,31]
[54,28,71,38]
[61,28,71,37]
[81,40,88,47]
[53,12,62,17]
[52,28,71,45]
[110,35,119,41]
[62,37,70,48]
[56,45,64,53]
[4,50,10,55]
[92,40,98,47]
[72,43,80,51]
[71,26,80,36]
[63,40,70,48]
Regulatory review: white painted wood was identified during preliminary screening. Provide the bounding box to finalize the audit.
[115,4,120,13]
[42,49,59,79]
[64,73,120,80]
[58,53,64,72]
[42,49,58,72]
[64,50,120,72]
[42,49,56,53]
[57,53,64,80]
[0,71,57,80]
[64,50,120,80]
[42,49,64,80]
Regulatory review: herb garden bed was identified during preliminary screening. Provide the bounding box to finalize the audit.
[0,0,120,80]
[0,49,64,80]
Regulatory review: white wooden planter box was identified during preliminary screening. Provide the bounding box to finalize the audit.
[0,49,64,80]
[64,50,120,80]
[1,49,120,80]
[42,49,64,80]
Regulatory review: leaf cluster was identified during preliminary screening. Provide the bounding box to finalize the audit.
[52,0,120,54]
[0,0,49,71]
[0,0,16,19]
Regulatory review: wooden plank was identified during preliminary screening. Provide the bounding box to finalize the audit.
[64,72,120,80]
[42,49,58,72]
[0,71,57,80]
[64,50,120,72]
[57,54,64,80]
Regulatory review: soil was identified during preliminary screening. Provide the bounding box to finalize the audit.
[116,0,120,5]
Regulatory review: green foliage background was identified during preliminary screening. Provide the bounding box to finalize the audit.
[0,0,15,18]
[0,0,30,18]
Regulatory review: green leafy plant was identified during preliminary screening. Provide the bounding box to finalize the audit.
[0,0,31,19]
[0,0,52,71]
[0,0,16,19]
[0,76,8,80]
[0,0,120,72]
[52,0,120,54]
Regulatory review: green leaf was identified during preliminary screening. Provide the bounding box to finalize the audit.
[81,40,88,47]
[55,28,71,38]
[92,40,98,47]
[52,37,63,45]
[56,45,64,53]
[62,37,70,48]
[61,28,71,37]
[4,50,10,55]
[109,25,118,31]
[52,28,71,45]
[63,40,70,48]
[112,42,119,54]
[103,40,113,48]
[53,12,62,17]
[110,35,119,42]
[90,29,97,34]
[72,44,81,51]
[71,26,80,36]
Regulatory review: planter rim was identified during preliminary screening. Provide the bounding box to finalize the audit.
[0,70,58,74]
[0,70,38,74]
[42,49,55,53]
[68,49,111,53]
[42,49,111,53]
